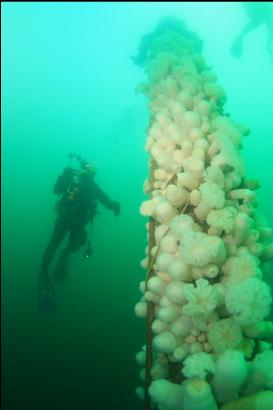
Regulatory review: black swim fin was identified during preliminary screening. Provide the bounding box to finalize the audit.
[38,273,56,313]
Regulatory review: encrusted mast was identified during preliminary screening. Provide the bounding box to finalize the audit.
[134,18,273,410]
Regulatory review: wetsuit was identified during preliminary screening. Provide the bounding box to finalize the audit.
[40,167,120,280]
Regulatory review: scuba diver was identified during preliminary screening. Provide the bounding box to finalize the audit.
[38,154,120,312]
[230,2,273,63]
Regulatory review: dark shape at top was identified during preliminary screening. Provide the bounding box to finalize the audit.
[242,2,272,23]
[132,16,203,67]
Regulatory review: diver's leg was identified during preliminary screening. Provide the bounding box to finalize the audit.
[40,219,68,275]
[231,20,262,57]
[67,225,88,253]
[39,220,68,312]
[53,224,87,283]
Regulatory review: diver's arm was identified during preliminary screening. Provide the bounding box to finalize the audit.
[92,181,120,215]
[53,167,73,194]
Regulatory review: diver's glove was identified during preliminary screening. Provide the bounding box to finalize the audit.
[111,201,120,216]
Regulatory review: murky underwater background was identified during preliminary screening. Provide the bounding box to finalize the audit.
[1,2,273,409]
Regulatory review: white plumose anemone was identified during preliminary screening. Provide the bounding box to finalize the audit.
[152,332,177,354]
[180,231,226,267]
[242,349,273,394]
[212,349,248,403]
[225,277,272,326]
[149,379,184,410]
[182,352,215,379]
[182,279,219,330]
[207,318,243,354]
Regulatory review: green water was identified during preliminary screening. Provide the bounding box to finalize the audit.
[2,2,273,410]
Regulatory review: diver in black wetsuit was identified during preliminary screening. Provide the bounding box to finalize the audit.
[230,2,273,63]
[38,157,120,312]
